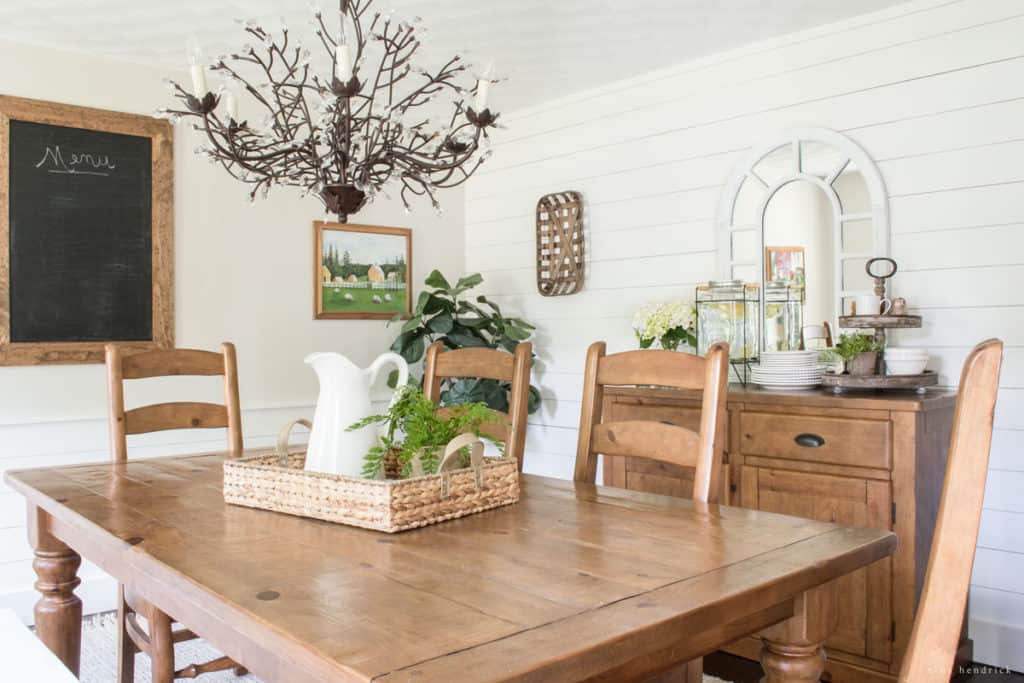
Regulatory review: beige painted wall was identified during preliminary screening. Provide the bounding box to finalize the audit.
[0,38,465,617]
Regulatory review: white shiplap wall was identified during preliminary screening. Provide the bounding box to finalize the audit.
[465,0,1024,670]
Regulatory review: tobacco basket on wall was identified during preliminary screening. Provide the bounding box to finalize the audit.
[536,191,584,296]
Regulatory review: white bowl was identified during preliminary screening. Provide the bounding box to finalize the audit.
[886,358,928,375]
[884,347,927,358]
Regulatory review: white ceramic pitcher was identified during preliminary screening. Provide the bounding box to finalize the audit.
[304,351,409,477]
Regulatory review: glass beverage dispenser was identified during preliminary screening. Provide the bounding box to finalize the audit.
[763,280,804,352]
[696,280,760,363]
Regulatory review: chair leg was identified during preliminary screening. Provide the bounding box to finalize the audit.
[116,586,136,683]
[175,655,243,678]
[148,609,176,683]
[645,656,703,682]
[683,657,703,683]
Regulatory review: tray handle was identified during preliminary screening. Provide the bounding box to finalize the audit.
[276,419,312,467]
[438,433,485,499]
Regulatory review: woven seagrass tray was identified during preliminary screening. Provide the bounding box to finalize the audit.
[223,430,519,533]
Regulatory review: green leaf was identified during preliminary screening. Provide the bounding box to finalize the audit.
[424,269,451,290]
[505,325,531,342]
[387,313,405,326]
[456,316,490,328]
[497,337,518,353]
[414,290,432,314]
[386,369,399,389]
[447,330,487,348]
[399,334,426,364]
[455,273,484,290]
[508,318,535,330]
[401,315,423,333]
[476,295,502,316]
[527,385,542,414]
[427,312,454,334]
[390,330,419,354]
[423,294,453,315]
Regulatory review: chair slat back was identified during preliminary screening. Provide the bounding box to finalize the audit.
[106,343,243,462]
[120,348,227,379]
[422,342,533,471]
[573,342,729,503]
[899,339,1003,683]
[123,402,230,435]
[596,349,709,390]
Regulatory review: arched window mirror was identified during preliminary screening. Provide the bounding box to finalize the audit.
[716,127,890,351]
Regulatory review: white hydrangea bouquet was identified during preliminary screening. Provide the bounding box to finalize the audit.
[632,300,698,351]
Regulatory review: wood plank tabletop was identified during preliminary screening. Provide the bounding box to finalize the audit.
[5,454,896,682]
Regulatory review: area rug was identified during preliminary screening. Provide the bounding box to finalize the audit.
[77,612,730,682]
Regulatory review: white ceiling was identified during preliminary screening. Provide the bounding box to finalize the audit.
[0,0,905,110]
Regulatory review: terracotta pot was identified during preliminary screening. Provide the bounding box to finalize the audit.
[848,351,879,376]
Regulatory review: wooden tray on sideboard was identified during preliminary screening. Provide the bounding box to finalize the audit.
[821,370,938,393]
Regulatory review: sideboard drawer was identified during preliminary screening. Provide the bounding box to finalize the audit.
[739,412,891,470]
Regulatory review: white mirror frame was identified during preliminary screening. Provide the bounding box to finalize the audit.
[716,127,890,349]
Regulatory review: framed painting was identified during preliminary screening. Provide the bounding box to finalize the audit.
[764,245,806,288]
[314,222,412,320]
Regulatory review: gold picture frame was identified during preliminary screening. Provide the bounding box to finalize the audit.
[314,222,412,320]
[764,245,806,288]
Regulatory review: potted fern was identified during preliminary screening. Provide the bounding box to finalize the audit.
[348,385,503,478]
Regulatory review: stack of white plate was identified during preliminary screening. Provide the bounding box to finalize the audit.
[751,350,823,390]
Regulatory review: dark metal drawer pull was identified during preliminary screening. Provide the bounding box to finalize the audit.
[794,433,825,448]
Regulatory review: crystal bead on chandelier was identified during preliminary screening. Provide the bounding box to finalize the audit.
[157,0,500,221]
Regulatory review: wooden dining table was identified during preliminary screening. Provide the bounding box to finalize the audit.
[6,452,895,683]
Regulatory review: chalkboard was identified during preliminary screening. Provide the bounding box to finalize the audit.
[0,96,173,365]
[9,120,153,342]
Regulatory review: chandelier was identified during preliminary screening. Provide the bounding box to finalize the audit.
[158,0,500,221]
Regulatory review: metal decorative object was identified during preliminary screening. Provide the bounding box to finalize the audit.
[158,0,500,221]
[535,191,584,296]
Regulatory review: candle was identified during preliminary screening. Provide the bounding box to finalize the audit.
[474,80,490,112]
[190,65,208,97]
[226,92,239,122]
[335,43,353,82]
[474,62,494,112]
[186,38,207,97]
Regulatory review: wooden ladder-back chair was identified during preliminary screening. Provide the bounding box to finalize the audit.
[573,341,730,683]
[899,338,1003,683]
[422,341,533,471]
[105,343,245,683]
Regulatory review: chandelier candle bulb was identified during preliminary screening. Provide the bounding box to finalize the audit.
[186,38,207,96]
[226,92,239,122]
[335,43,353,81]
[474,62,494,112]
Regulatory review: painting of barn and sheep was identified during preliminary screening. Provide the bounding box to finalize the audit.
[314,222,412,320]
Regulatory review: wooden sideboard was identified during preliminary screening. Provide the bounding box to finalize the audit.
[601,384,962,683]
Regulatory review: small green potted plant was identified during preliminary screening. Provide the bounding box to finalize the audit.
[348,385,502,479]
[834,333,882,376]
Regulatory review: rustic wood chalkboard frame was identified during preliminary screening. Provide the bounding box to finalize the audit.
[0,95,173,365]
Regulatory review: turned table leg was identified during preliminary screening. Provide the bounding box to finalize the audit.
[759,582,838,683]
[28,505,82,676]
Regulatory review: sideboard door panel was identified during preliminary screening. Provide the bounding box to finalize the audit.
[753,468,892,661]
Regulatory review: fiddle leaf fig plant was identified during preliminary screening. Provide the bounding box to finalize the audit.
[389,269,541,414]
